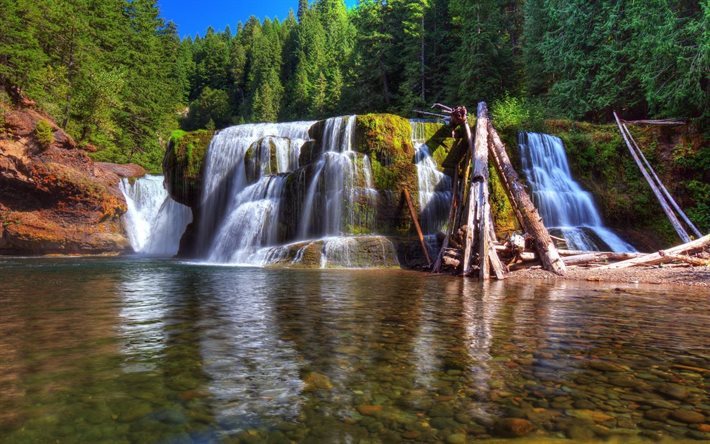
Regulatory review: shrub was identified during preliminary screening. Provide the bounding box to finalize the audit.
[34,120,54,150]
[491,95,545,133]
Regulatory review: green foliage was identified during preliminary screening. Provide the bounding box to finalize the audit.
[33,120,53,150]
[491,96,545,132]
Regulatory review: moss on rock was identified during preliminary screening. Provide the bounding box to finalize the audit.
[163,129,213,207]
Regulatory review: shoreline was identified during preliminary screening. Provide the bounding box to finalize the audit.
[507,265,710,288]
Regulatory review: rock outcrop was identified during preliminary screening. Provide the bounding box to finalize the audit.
[0,102,143,254]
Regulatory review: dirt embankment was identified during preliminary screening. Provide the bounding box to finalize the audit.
[0,102,144,254]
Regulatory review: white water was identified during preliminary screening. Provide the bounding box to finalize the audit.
[411,121,452,234]
[198,117,390,266]
[519,132,636,252]
[299,116,378,239]
[119,175,192,256]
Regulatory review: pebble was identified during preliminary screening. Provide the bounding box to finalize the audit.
[656,383,689,400]
[670,409,705,424]
[644,409,671,421]
[493,418,535,438]
[588,361,628,372]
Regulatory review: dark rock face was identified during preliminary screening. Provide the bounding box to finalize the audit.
[0,104,133,255]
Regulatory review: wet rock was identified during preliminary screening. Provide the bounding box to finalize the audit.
[644,409,671,422]
[567,409,614,423]
[303,372,333,391]
[670,409,705,424]
[588,361,628,372]
[573,399,597,410]
[356,405,383,416]
[656,383,689,400]
[493,418,535,438]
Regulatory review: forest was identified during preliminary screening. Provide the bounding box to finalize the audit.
[0,0,706,171]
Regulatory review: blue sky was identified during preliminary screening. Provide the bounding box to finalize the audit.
[158,0,358,38]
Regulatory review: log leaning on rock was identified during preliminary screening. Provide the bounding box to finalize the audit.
[599,234,710,270]
[487,121,566,275]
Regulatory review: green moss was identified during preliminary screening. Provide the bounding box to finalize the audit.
[355,114,413,167]
[34,120,54,150]
[488,164,518,236]
[163,129,214,206]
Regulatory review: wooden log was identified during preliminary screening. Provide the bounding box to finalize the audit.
[433,156,461,273]
[622,122,702,238]
[658,252,710,267]
[462,119,477,275]
[614,112,691,243]
[487,121,566,275]
[404,188,432,267]
[599,233,710,269]
[463,102,492,278]
[623,119,687,126]
[562,251,644,266]
[488,136,525,229]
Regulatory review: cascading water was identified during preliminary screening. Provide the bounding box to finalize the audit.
[299,116,378,239]
[200,122,313,263]
[198,117,394,267]
[119,175,192,256]
[411,120,452,234]
[519,132,636,252]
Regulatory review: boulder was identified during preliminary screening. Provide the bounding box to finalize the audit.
[0,104,130,254]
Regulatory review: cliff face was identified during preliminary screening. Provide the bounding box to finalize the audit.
[0,103,144,254]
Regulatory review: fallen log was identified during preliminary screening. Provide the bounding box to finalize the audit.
[614,112,691,243]
[658,252,710,267]
[599,234,710,269]
[487,121,566,275]
[622,122,702,238]
[432,154,462,273]
[404,188,432,267]
[562,251,644,266]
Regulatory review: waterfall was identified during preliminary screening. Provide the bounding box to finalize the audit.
[197,117,389,266]
[519,132,636,252]
[299,116,378,239]
[199,122,313,263]
[119,175,192,256]
[411,120,452,234]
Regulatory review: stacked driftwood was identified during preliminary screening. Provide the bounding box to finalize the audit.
[429,101,565,280]
[421,102,709,280]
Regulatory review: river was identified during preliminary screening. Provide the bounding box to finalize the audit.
[0,257,707,442]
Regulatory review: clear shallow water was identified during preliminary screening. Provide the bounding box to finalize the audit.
[0,258,708,443]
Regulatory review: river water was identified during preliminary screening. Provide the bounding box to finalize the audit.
[0,258,707,442]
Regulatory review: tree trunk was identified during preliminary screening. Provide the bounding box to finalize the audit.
[487,121,566,275]
[614,112,691,243]
[599,234,710,269]
[404,188,432,267]
[621,120,701,238]
[562,251,643,266]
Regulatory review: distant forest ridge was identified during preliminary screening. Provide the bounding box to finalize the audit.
[0,0,706,170]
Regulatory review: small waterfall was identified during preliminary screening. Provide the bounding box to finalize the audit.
[411,121,452,234]
[119,175,192,256]
[299,116,378,239]
[519,132,636,252]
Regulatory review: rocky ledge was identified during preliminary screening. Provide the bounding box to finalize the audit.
[0,102,144,254]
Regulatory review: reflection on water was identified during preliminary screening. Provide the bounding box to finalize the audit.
[0,257,708,442]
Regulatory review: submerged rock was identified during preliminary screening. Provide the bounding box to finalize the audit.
[493,418,535,437]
